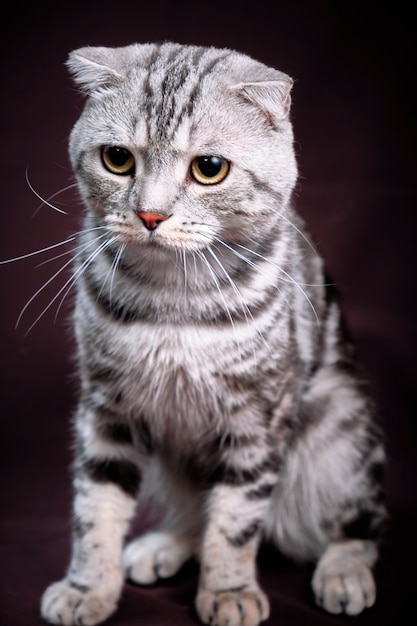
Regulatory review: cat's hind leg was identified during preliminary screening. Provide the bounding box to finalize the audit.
[264,360,387,616]
[312,539,377,614]
[123,530,196,584]
[123,457,200,585]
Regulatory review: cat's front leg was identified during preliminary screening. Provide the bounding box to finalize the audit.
[196,479,274,626]
[41,469,139,626]
[41,408,140,626]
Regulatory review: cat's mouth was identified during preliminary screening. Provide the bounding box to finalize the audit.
[105,213,216,254]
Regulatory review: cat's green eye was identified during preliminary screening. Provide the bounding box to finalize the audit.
[101,146,135,175]
[190,156,230,185]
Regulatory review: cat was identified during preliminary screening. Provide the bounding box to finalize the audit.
[40,42,387,626]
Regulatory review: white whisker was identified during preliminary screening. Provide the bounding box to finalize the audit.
[35,246,79,267]
[212,237,292,314]
[31,183,79,219]
[53,236,119,325]
[35,227,107,268]
[182,249,188,295]
[207,245,261,364]
[109,243,125,304]
[218,236,325,288]
[16,233,108,332]
[196,249,241,358]
[192,250,199,277]
[277,212,318,257]
[0,226,107,266]
[16,257,79,329]
[25,168,70,215]
[206,246,250,324]
[236,242,320,326]
[0,236,76,264]
[211,239,293,322]
[96,241,125,307]
[213,237,320,326]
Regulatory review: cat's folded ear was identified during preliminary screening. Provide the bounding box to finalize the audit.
[230,79,293,124]
[66,46,130,94]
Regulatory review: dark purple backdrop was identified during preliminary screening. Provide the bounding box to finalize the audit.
[1,1,416,625]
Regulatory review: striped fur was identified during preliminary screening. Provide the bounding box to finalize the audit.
[41,43,386,626]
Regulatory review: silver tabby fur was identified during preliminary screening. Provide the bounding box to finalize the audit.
[41,42,386,626]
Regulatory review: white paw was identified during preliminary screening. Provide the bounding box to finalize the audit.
[196,586,270,626]
[41,579,118,626]
[312,554,376,615]
[122,531,194,585]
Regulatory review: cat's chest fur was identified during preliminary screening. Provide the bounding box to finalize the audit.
[76,294,292,422]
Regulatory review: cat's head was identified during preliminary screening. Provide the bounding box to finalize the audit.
[67,42,297,254]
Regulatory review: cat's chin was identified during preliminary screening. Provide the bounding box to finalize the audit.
[135,236,213,256]
[123,237,197,260]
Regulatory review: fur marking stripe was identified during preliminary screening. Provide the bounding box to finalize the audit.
[99,422,134,445]
[211,452,281,486]
[73,518,94,539]
[245,482,275,500]
[214,585,248,594]
[226,520,261,547]
[68,580,90,594]
[83,458,141,496]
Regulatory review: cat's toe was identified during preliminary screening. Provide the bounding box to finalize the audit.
[342,567,376,614]
[123,537,159,584]
[196,587,270,626]
[41,580,118,626]
[123,531,194,585]
[312,562,376,615]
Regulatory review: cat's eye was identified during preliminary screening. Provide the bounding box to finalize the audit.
[101,146,135,175]
[190,156,230,185]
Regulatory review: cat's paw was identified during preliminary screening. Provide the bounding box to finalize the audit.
[196,587,270,626]
[41,580,118,626]
[123,531,194,585]
[312,555,376,615]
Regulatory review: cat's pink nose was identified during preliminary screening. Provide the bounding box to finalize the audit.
[137,212,168,231]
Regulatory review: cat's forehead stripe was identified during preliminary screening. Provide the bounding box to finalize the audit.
[141,47,232,145]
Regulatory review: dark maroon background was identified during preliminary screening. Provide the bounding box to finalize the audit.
[1,1,416,625]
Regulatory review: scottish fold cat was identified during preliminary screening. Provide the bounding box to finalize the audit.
[40,42,386,626]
